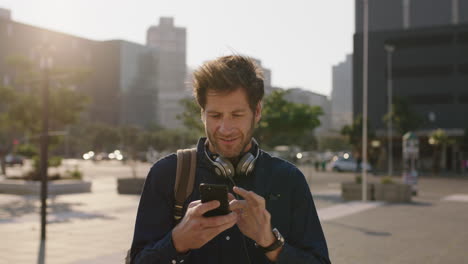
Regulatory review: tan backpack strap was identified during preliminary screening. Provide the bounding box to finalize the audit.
[174,148,197,223]
[186,148,197,199]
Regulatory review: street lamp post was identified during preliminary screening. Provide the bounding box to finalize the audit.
[385,44,395,177]
[39,52,53,242]
[362,0,369,201]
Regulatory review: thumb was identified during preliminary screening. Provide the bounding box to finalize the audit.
[196,200,220,216]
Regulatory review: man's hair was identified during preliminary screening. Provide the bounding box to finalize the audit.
[192,55,264,111]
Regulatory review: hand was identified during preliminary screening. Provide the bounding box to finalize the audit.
[228,187,275,247]
[172,200,238,253]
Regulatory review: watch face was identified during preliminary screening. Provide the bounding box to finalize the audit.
[255,228,285,253]
[272,228,285,243]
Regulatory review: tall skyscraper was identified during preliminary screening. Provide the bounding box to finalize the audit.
[353,1,468,172]
[331,54,353,131]
[355,0,468,33]
[147,17,189,129]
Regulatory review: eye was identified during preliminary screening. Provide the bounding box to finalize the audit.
[209,114,221,119]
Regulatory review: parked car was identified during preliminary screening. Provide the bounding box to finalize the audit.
[5,154,25,166]
[327,155,372,172]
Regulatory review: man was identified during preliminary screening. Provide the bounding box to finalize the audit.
[130,55,330,263]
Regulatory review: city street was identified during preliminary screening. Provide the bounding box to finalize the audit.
[1,160,467,263]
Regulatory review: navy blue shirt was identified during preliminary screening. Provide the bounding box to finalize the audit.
[130,139,330,263]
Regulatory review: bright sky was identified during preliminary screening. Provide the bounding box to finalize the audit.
[0,0,354,96]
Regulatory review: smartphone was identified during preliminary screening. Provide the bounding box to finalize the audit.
[199,183,230,217]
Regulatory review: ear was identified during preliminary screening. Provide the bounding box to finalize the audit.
[254,102,262,124]
[200,109,206,124]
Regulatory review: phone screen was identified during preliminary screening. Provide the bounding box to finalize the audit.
[199,183,230,217]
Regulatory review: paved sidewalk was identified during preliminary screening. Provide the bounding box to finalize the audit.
[1,162,468,263]
[1,177,140,264]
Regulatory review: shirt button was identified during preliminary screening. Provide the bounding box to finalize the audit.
[226,236,230,241]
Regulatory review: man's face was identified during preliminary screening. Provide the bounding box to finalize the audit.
[202,88,261,159]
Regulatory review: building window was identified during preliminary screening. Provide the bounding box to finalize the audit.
[458,63,468,74]
[459,32,468,44]
[459,94,468,104]
[394,65,454,78]
[390,34,453,49]
[409,94,454,105]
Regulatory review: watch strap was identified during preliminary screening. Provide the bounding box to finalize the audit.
[255,228,285,253]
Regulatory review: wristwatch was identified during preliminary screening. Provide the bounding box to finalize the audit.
[255,228,285,253]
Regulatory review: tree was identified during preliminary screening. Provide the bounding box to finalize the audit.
[0,55,90,178]
[137,128,199,153]
[177,97,205,136]
[383,96,423,135]
[86,123,121,153]
[119,125,142,178]
[177,90,323,150]
[317,136,351,152]
[0,85,20,175]
[255,90,323,149]
[341,115,376,155]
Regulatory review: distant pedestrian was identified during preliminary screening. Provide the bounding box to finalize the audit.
[314,160,320,171]
[356,156,362,172]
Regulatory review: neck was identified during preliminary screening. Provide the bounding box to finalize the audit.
[206,139,253,165]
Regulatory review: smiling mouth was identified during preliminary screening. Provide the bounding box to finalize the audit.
[219,138,239,143]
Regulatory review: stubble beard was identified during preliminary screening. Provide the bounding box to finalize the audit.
[206,118,256,160]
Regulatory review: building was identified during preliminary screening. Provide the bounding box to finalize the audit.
[354,24,468,134]
[113,41,159,127]
[353,1,468,171]
[251,58,272,94]
[356,0,468,33]
[147,17,189,129]
[331,54,353,131]
[0,7,11,20]
[0,10,159,128]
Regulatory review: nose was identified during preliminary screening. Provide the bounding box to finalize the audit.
[218,117,235,134]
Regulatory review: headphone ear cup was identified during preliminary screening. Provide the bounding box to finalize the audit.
[236,153,255,177]
[214,156,235,179]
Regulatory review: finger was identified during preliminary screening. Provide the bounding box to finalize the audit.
[205,214,238,235]
[195,200,220,216]
[188,200,202,208]
[202,211,238,227]
[229,200,246,211]
[228,193,236,202]
[233,187,263,207]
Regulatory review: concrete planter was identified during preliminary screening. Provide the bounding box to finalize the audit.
[117,178,146,195]
[341,182,374,201]
[0,179,92,195]
[374,183,412,203]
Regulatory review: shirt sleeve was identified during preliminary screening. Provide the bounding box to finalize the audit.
[276,167,331,264]
[129,155,191,264]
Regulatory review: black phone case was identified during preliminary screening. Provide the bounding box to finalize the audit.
[199,184,230,217]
